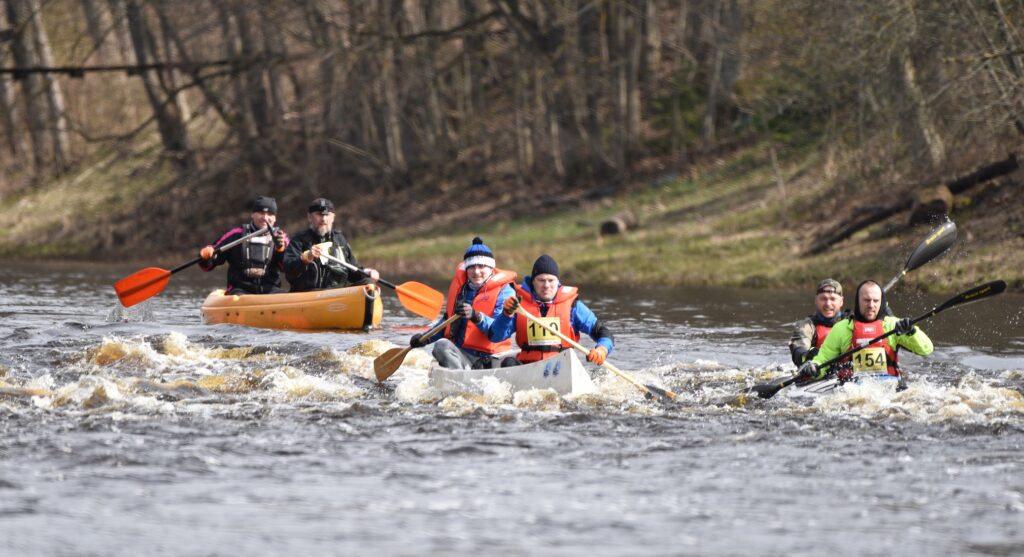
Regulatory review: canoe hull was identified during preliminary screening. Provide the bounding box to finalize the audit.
[201,285,383,330]
[429,349,597,396]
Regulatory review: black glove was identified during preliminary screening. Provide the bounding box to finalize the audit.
[409,333,426,348]
[796,361,819,379]
[894,317,915,336]
[804,347,819,361]
[456,302,480,323]
[271,227,287,251]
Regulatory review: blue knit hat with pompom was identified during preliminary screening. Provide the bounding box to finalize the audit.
[463,237,495,268]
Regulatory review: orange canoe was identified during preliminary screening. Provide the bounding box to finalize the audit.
[201,285,383,330]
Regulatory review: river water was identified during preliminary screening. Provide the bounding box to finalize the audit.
[1,261,1022,556]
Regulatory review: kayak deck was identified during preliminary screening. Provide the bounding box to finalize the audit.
[787,373,901,397]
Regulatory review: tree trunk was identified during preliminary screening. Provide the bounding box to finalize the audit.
[125,0,193,172]
[4,0,47,171]
[81,0,114,64]
[105,0,134,64]
[379,0,407,178]
[25,0,70,171]
[0,3,25,158]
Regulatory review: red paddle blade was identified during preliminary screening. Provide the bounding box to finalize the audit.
[114,267,172,307]
[394,281,444,319]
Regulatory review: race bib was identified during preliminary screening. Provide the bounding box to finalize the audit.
[851,346,887,373]
[527,317,561,346]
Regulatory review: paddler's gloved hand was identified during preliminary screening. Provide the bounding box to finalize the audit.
[804,347,819,361]
[587,346,608,365]
[409,333,426,348]
[456,302,481,323]
[272,229,287,252]
[502,296,520,317]
[894,317,915,335]
[796,361,818,379]
[200,245,215,260]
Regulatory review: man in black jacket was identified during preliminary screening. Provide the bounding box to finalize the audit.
[283,197,380,292]
[199,195,289,294]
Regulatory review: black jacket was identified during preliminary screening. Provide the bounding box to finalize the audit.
[283,228,370,292]
[198,223,286,294]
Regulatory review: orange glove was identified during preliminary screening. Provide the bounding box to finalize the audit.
[587,346,608,365]
[502,296,521,317]
[200,245,215,260]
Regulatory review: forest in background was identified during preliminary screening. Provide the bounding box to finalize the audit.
[0,0,1022,285]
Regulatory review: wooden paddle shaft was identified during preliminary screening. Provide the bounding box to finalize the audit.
[514,307,651,392]
[375,314,461,382]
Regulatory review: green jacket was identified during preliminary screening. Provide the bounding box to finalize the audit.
[809,316,933,380]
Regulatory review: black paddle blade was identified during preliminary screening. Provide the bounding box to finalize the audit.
[644,384,675,402]
[904,220,956,273]
[934,280,1006,313]
[747,383,783,399]
[744,376,797,399]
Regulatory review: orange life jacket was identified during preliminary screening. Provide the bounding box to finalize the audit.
[514,283,579,363]
[848,319,900,376]
[444,263,517,354]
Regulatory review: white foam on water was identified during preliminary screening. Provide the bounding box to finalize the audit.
[813,375,1024,424]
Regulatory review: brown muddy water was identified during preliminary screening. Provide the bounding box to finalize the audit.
[1,261,1022,556]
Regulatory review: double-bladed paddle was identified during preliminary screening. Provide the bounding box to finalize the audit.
[318,252,444,320]
[882,220,957,293]
[374,315,461,382]
[114,226,271,307]
[515,307,678,401]
[747,280,1007,399]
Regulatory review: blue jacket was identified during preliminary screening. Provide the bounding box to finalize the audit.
[490,278,614,355]
[423,282,516,358]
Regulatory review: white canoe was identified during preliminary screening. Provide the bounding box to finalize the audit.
[428,349,598,396]
[786,372,902,397]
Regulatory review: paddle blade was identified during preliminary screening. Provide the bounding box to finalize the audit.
[374,346,411,382]
[904,220,956,273]
[644,384,678,402]
[114,267,172,307]
[934,280,1006,314]
[394,281,444,319]
[745,376,795,399]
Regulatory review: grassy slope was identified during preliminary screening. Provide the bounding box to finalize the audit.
[359,140,1023,293]
[1,135,1019,293]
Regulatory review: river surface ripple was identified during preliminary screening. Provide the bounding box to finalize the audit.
[1,262,1022,556]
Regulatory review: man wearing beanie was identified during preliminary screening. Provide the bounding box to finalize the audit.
[199,195,289,294]
[411,237,518,369]
[798,279,932,389]
[490,254,614,366]
[283,197,380,292]
[788,278,847,369]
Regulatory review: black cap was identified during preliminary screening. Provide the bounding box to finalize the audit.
[308,197,334,214]
[531,254,560,279]
[250,196,277,214]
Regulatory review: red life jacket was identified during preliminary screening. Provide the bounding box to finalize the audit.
[514,283,579,363]
[812,323,832,350]
[848,319,899,376]
[444,264,517,354]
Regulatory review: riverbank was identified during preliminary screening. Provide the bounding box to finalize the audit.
[2,137,1021,293]
[358,141,1024,293]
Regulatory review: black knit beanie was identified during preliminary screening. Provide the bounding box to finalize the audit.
[530,254,560,278]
